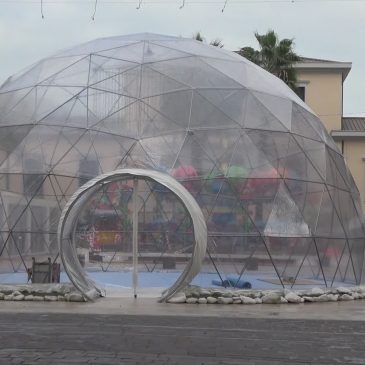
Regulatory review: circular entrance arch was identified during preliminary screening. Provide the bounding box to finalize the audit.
[58,168,207,301]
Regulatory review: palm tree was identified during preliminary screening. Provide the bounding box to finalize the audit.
[193,32,204,42]
[193,33,224,48]
[210,39,224,48]
[238,30,300,90]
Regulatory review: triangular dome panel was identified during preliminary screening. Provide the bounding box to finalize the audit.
[264,182,310,237]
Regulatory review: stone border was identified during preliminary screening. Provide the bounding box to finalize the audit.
[0,284,85,302]
[2,283,364,304]
[167,286,365,304]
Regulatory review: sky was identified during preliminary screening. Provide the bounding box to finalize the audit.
[0,0,365,116]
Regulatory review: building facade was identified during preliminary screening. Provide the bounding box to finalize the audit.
[294,58,365,213]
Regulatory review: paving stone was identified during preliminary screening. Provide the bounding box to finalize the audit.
[1,311,365,364]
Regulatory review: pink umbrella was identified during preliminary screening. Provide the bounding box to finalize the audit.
[173,165,198,178]
[172,165,198,191]
[241,167,282,199]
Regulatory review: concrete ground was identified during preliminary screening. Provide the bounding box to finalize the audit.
[1,296,365,364]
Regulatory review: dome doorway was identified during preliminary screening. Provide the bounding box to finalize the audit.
[58,169,207,301]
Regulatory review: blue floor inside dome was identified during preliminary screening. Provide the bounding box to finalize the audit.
[0,271,354,290]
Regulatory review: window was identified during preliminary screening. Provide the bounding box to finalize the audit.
[296,86,306,102]
[79,159,99,187]
[23,158,44,197]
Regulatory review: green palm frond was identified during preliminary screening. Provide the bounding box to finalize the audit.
[239,30,300,91]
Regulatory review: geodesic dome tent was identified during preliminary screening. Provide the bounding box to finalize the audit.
[0,33,364,289]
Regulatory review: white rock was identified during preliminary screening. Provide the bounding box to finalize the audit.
[0,286,13,295]
[13,294,24,301]
[13,290,21,296]
[317,294,338,302]
[303,296,315,302]
[33,289,48,296]
[235,290,251,297]
[233,299,242,304]
[298,287,324,297]
[4,295,13,301]
[186,297,198,304]
[46,287,54,294]
[221,292,233,298]
[198,298,208,304]
[285,292,302,304]
[337,287,352,295]
[261,293,282,304]
[190,290,201,298]
[316,294,329,302]
[24,295,34,301]
[32,296,45,301]
[339,294,354,301]
[255,298,262,304]
[325,288,338,295]
[69,293,85,302]
[167,293,186,303]
[217,297,233,304]
[240,296,256,304]
[206,296,217,304]
[280,297,288,304]
[199,289,212,297]
[327,294,339,302]
[356,286,365,294]
[0,293,4,300]
[57,296,66,301]
[264,289,285,297]
[352,292,361,300]
[47,284,71,295]
[19,287,32,295]
[310,288,325,297]
[44,295,58,302]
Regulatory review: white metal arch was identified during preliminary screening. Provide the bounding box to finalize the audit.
[57,168,207,301]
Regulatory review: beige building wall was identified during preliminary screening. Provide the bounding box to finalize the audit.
[296,64,365,213]
[343,139,364,193]
[337,138,365,213]
[296,70,343,132]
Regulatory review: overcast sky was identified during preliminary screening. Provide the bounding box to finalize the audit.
[1,0,364,117]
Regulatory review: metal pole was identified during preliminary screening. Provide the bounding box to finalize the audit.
[132,178,139,299]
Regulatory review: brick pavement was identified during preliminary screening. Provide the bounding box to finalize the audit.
[1,313,365,364]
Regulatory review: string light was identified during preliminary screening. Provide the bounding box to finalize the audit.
[0,0,363,14]
[2,0,365,4]
[221,0,228,11]
[40,0,44,18]
[91,0,97,19]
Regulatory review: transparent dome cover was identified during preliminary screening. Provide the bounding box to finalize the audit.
[0,33,364,289]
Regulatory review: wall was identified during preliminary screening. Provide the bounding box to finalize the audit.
[296,70,343,132]
[342,139,365,213]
